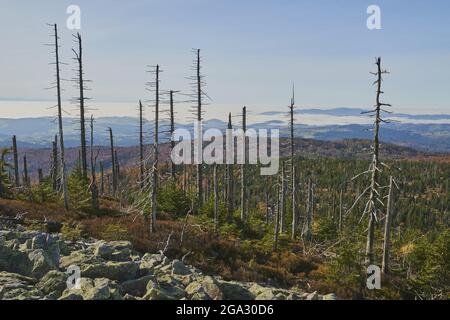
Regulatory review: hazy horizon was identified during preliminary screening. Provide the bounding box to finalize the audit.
[1,0,450,119]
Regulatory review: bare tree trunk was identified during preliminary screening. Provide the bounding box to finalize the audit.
[73,33,87,180]
[12,136,20,187]
[89,115,99,210]
[107,174,111,195]
[139,100,145,189]
[53,24,69,209]
[223,165,227,200]
[213,164,219,231]
[108,127,116,195]
[289,86,297,240]
[240,106,247,221]
[115,150,120,181]
[226,113,234,222]
[195,49,203,209]
[382,176,395,274]
[51,135,59,192]
[169,91,176,179]
[280,161,286,233]
[100,161,104,195]
[291,166,297,239]
[23,155,29,188]
[150,65,160,233]
[302,178,313,240]
[365,57,388,265]
[273,184,280,251]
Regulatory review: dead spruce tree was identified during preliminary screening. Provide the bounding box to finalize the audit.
[273,183,281,251]
[280,161,287,233]
[240,106,247,221]
[49,24,69,209]
[0,149,11,197]
[195,50,203,209]
[364,57,391,265]
[12,136,19,187]
[187,49,210,210]
[144,65,161,233]
[382,176,398,274]
[108,127,116,194]
[289,86,298,240]
[169,90,178,179]
[23,155,29,188]
[138,100,145,188]
[213,164,219,230]
[226,113,234,222]
[89,115,99,210]
[72,32,88,180]
[100,161,104,195]
[302,177,314,241]
[151,65,160,232]
[51,135,58,192]
[115,150,120,181]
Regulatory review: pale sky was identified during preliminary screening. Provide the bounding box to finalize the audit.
[1,0,450,120]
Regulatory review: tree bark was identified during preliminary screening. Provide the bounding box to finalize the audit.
[23,155,29,188]
[89,115,99,210]
[150,65,160,233]
[53,24,69,209]
[139,100,145,189]
[196,50,203,209]
[240,106,247,221]
[382,176,395,274]
[213,164,219,230]
[74,33,87,180]
[365,57,384,265]
[12,135,20,187]
[169,91,176,179]
[108,127,116,195]
[226,113,234,222]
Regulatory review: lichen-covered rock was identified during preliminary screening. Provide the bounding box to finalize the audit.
[120,274,155,296]
[185,276,223,300]
[36,270,67,297]
[171,259,192,276]
[93,240,133,262]
[59,278,122,300]
[60,250,100,269]
[306,291,319,300]
[217,280,255,300]
[1,222,336,301]
[139,253,166,275]
[143,279,185,300]
[28,249,58,278]
[0,272,42,300]
[31,234,47,250]
[0,244,32,275]
[81,261,139,282]
[249,284,290,300]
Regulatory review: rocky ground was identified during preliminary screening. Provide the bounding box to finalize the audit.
[0,220,336,300]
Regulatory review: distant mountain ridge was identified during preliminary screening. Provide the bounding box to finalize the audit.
[0,108,449,152]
